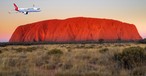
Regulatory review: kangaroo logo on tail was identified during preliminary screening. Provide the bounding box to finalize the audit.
[13,3,18,11]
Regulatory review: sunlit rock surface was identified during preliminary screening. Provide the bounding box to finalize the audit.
[9,17,142,42]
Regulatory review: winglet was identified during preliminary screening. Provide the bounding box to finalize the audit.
[13,3,18,11]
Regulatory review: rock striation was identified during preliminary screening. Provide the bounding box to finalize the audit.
[9,17,142,42]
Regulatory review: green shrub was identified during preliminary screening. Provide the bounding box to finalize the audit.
[47,49,63,55]
[67,49,72,52]
[0,50,2,54]
[2,48,9,51]
[89,58,98,65]
[86,46,94,48]
[25,47,37,52]
[14,47,37,52]
[144,47,146,50]
[114,47,146,69]
[42,64,56,70]
[61,63,73,70]
[99,48,109,53]
[15,48,24,52]
[114,44,125,47]
[98,46,102,48]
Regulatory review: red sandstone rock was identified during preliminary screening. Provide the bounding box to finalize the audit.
[9,17,142,42]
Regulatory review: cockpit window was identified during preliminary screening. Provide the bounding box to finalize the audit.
[37,8,40,10]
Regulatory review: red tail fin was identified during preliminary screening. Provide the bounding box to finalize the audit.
[13,3,18,11]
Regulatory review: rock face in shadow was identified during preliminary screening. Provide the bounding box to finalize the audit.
[9,17,142,42]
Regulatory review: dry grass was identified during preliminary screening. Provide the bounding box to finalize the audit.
[0,43,146,76]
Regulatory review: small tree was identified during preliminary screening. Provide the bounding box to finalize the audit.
[139,38,146,44]
[98,39,104,43]
[117,38,122,43]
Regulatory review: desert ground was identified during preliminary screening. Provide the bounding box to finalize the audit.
[0,43,146,76]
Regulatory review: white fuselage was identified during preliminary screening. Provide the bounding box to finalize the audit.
[13,3,41,15]
[18,7,41,13]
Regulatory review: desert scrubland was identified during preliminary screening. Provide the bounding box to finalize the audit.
[0,43,146,76]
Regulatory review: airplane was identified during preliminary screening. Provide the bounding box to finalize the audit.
[12,3,41,15]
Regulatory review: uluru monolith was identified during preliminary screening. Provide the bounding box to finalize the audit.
[9,17,142,42]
